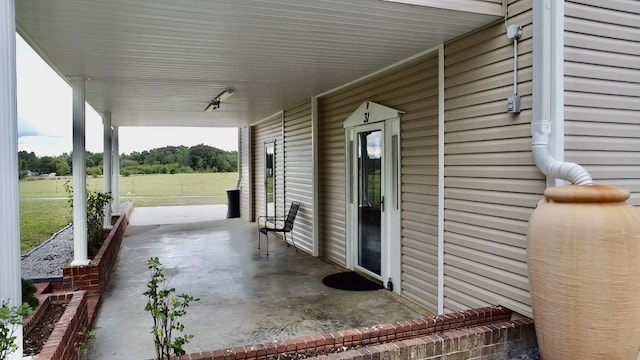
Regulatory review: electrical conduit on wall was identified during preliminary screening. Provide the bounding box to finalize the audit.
[532,0,592,186]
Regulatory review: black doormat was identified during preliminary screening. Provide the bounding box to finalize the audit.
[322,271,384,291]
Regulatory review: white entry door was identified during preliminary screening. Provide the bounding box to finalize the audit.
[346,118,401,292]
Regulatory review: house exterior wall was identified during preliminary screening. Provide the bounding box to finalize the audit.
[399,57,440,313]
[239,0,640,319]
[240,126,252,221]
[563,0,640,206]
[283,102,315,254]
[252,115,285,220]
[442,0,542,317]
[318,57,441,311]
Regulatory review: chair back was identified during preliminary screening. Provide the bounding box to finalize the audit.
[283,202,300,232]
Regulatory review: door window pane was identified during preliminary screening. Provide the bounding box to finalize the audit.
[358,130,382,276]
[265,143,275,217]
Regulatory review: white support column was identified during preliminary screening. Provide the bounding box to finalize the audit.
[102,112,113,228]
[247,126,254,221]
[311,96,320,257]
[0,1,24,358]
[111,126,121,215]
[71,77,89,266]
[437,44,445,315]
[236,128,242,189]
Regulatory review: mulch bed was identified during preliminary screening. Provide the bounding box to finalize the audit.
[23,303,67,356]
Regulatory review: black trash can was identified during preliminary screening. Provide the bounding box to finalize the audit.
[226,189,240,218]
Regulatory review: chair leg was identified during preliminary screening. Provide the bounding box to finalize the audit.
[266,232,269,256]
[290,230,297,252]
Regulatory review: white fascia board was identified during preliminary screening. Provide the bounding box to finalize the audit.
[383,0,502,16]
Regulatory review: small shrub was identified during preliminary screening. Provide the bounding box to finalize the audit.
[143,257,199,360]
[64,181,113,255]
[74,327,96,360]
[0,300,32,359]
[21,279,39,309]
[86,190,112,252]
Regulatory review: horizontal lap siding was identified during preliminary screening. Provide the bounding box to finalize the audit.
[317,98,347,265]
[283,103,314,254]
[240,127,251,221]
[253,116,284,220]
[443,0,541,317]
[400,56,439,313]
[319,58,440,304]
[564,0,640,206]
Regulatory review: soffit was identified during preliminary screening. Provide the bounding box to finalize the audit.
[16,0,500,127]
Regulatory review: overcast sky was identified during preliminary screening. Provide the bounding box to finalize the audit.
[16,34,238,157]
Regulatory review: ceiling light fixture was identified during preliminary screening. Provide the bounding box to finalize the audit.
[204,89,234,112]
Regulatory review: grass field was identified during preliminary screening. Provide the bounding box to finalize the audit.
[20,172,238,253]
[20,199,72,253]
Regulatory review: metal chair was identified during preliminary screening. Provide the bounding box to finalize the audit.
[257,201,300,256]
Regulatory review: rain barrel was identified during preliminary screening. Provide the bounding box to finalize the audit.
[527,185,640,359]
[226,189,240,218]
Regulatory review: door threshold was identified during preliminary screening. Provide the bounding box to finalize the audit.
[353,268,384,286]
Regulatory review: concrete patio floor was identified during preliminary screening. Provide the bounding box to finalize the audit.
[91,205,429,359]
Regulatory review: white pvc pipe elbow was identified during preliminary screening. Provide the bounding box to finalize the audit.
[531,120,593,186]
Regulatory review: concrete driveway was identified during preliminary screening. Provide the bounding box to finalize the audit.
[91,205,428,359]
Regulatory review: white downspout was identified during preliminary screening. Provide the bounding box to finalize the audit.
[532,0,592,186]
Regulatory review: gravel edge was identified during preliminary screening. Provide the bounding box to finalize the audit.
[21,225,74,280]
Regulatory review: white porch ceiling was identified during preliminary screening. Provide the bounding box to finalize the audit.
[16,0,500,128]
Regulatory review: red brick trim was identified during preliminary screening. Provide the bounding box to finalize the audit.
[172,306,534,360]
[61,212,130,324]
[29,291,89,360]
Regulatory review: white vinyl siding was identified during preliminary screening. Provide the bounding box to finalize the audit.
[319,58,441,312]
[252,116,285,220]
[240,126,251,221]
[443,0,542,317]
[564,0,640,206]
[283,102,314,254]
[400,57,440,313]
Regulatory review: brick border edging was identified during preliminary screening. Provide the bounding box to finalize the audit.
[308,319,536,360]
[61,211,130,324]
[173,306,520,360]
[31,291,89,360]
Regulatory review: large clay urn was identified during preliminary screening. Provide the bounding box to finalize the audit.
[527,185,640,359]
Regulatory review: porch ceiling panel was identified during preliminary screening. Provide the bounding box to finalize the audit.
[16,0,500,127]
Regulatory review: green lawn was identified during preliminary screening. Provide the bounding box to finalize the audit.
[20,172,238,253]
[20,199,71,254]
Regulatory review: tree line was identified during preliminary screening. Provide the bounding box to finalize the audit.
[19,144,237,178]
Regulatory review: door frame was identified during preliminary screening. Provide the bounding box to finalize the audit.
[345,116,401,293]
